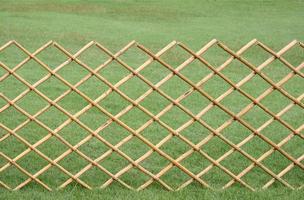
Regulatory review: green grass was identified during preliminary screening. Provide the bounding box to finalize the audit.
[0,0,304,199]
[1,187,304,200]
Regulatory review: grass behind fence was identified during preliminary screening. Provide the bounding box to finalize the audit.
[0,0,304,199]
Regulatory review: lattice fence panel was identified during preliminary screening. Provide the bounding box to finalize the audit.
[0,40,303,191]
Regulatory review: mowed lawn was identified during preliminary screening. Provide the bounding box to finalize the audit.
[0,0,304,199]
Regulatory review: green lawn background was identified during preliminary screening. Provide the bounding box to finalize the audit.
[0,0,304,199]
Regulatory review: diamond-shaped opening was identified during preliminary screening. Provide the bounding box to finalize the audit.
[201,43,232,68]
[201,136,231,160]
[35,45,70,70]
[57,121,90,146]
[119,45,151,70]
[98,91,130,116]
[0,154,7,168]
[220,151,252,175]
[260,90,292,114]
[58,91,88,115]
[240,135,272,159]
[0,97,6,109]
[0,165,28,188]
[118,76,150,100]
[78,106,109,131]
[119,107,150,130]
[98,121,131,146]
[261,59,292,83]
[119,167,151,189]
[0,126,9,142]
[99,151,130,174]
[0,106,28,130]
[0,66,5,77]
[15,179,50,190]
[140,121,171,145]
[100,180,129,190]
[241,166,273,188]
[77,45,111,70]
[63,181,88,190]
[241,105,271,129]
[138,61,172,85]
[200,105,231,130]
[140,151,171,175]
[261,151,291,174]
[180,151,212,174]
[77,76,109,100]
[264,179,291,189]
[159,106,192,130]
[280,105,304,129]
[239,75,270,99]
[0,43,28,69]
[221,121,252,144]
[260,121,291,144]
[56,61,89,85]
[78,137,109,160]
[281,165,304,188]
[220,59,253,84]
[160,166,190,189]
[15,91,49,115]
[136,179,167,190]
[242,44,272,67]
[16,121,49,144]
[98,60,130,85]
[14,59,49,85]
[280,136,304,159]
[180,90,210,115]
[36,76,70,101]
[220,90,251,114]
[202,74,231,99]
[159,45,192,69]
[118,137,150,160]
[280,43,304,67]
[281,75,304,98]
[37,106,69,130]
[202,166,231,189]
[180,181,208,190]
[37,136,69,160]
[159,75,191,99]
[58,151,90,174]
[0,135,28,158]
[159,136,190,159]
[179,59,213,84]
[139,90,171,115]
[179,121,211,145]
[38,165,70,188]
[79,165,110,188]
[16,151,49,174]
[0,75,28,99]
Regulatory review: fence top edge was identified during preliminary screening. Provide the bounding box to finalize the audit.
[1,39,303,44]
[0,39,303,54]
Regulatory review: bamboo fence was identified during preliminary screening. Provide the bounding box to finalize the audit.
[0,40,303,191]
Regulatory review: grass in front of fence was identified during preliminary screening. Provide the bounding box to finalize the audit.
[1,187,304,200]
[0,0,304,199]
